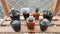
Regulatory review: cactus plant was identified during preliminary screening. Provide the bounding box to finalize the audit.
[43,10,53,21]
[26,16,35,30]
[33,8,40,20]
[9,8,20,20]
[40,18,50,31]
[10,20,21,32]
[21,7,30,20]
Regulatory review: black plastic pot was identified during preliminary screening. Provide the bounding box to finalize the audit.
[43,14,53,21]
[10,20,21,32]
[23,13,29,20]
[40,24,48,31]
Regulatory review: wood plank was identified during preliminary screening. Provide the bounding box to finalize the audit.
[5,16,59,21]
[1,0,10,15]
[0,26,60,32]
[2,20,60,26]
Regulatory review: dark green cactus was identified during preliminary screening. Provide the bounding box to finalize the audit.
[35,8,39,13]
[11,8,17,16]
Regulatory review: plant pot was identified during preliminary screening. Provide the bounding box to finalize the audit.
[10,20,21,32]
[26,22,35,30]
[23,13,29,20]
[43,14,53,21]
[10,14,20,21]
[40,24,48,31]
[33,13,40,20]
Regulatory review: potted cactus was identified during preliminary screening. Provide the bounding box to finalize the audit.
[10,20,21,32]
[26,16,35,30]
[9,8,20,20]
[21,7,30,20]
[43,10,53,21]
[40,18,50,31]
[33,8,40,20]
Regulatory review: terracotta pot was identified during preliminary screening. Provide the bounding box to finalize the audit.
[23,13,29,20]
[10,20,21,32]
[43,14,53,22]
[26,22,35,30]
[33,13,40,20]
[40,24,48,31]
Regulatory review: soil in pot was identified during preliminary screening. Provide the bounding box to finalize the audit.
[23,13,29,20]
[43,14,53,21]
[27,22,35,30]
[10,20,21,32]
[40,24,48,31]
[33,13,40,20]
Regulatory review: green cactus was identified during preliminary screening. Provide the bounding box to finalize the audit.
[11,8,17,16]
[43,10,53,16]
[40,19,50,26]
[28,17,35,22]
[35,8,39,13]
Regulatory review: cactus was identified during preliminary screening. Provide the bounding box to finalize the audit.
[11,8,17,16]
[27,16,35,22]
[11,20,20,32]
[40,18,50,26]
[35,8,39,13]
[43,10,53,16]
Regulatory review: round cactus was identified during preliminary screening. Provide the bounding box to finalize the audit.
[11,8,17,16]
[35,8,39,13]
[27,16,35,22]
[21,7,30,14]
[40,18,50,26]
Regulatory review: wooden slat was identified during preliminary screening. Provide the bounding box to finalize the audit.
[5,16,59,21]
[0,26,60,32]
[1,0,10,15]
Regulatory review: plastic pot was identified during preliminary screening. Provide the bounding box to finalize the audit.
[33,13,40,20]
[23,13,29,20]
[10,20,21,32]
[43,14,53,21]
[10,14,20,21]
[26,22,35,30]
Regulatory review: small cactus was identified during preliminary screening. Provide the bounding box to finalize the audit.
[40,18,50,26]
[35,8,39,13]
[11,8,17,16]
[43,10,53,16]
[27,16,35,22]
[12,20,20,26]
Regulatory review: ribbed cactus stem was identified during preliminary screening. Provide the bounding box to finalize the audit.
[11,8,17,16]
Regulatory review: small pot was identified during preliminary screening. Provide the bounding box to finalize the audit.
[10,20,21,32]
[10,13,20,21]
[40,24,48,31]
[26,22,35,30]
[33,13,40,20]
[43,14,53,21]
[23,13,29,20]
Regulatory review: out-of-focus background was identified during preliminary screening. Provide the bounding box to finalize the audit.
[0,0,60,21]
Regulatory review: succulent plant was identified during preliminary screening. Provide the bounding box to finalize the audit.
[21,7,30,14]
[27,16,35,22]
[40,18,50,26]
[35,8,39,13]
[11,8,17,16]
[43,10,53,16]
[12,20,20,26]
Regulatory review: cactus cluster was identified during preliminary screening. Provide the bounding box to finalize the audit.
[43,10,53,16]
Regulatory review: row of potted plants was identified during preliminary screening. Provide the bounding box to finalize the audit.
[9,8,53,32]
